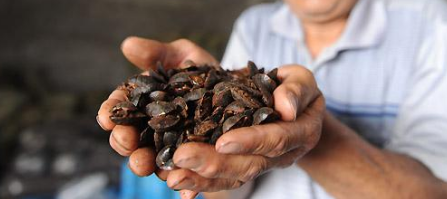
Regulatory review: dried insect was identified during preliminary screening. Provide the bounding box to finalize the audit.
[109,61,282,173]
[110,101,147,125]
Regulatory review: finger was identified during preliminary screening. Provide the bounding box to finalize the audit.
[179,190,199,199]
[97,99,120,131]
[216,96,325,157]
[121,37,217,70]
[128,147,157,176]
[275,65,320,121]
[155,169,170,181]
[109,125,140,156]
[97,89,128,131]
[121,37,167,70]
[167,169,243,192]
[109,89,128,101]
[169,39,218,68]
[173,143,269,182]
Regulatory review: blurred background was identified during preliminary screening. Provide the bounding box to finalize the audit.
[0,0,272,198]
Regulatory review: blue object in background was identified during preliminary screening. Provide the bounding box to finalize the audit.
[120,162,204,199]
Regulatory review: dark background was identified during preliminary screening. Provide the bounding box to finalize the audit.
[0,0,272,198]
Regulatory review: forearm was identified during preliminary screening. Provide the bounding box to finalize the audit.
[298,112,447,199]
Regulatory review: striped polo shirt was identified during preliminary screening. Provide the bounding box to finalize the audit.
[221,0,447,198]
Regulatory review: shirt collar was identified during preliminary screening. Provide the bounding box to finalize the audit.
[269,0,387,51]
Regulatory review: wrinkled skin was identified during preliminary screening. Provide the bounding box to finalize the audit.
[97,37,324,199]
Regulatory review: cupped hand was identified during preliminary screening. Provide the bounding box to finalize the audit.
[97,36,325,199]
[165,65,325,196]
[96,36,217,186]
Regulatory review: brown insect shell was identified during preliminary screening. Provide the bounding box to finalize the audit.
[230,87,263,109]
[156,145,176,170]
[146,101,177,117]
[194,120,218,136]
[149,68,167,83]
[163,131,180,147]
[209,106,225,123]
[186,134,209,143]
[247,61,260,77]
[156,61,169,80]
[148,115,181,132]
[127,75,158,88]
[130,83,166,99]
[209,125,223,145]
[204,69,220,89]
[170,82,193,96]
[194,91,213,122]
[224,100,247,116]
[110,101,147,125]
[169,71,200,85]
[139,127,154,147]
[154,131,165,153]
[252,73,277,93]
[190,74,205,88]
[212,88,233,108]
[253,107,280,125]
[149,91,168,102]
[213,82,230,94]
[222,111,252,133]
[184,88,207,102]
[267,68,280,85]
[173,97,189,118]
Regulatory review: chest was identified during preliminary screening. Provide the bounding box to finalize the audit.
[252,38,417,147]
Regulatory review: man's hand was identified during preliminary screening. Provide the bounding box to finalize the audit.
[165,66,325,195]
[97,36,325,199]
[97,36,217,175]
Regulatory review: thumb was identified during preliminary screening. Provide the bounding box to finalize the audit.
[121,37,217,70]
[273,84,300,122]
[274,65,320,121]
[121,36,167,70]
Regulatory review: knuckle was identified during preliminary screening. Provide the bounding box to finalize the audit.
[265,125,290,158]
[285,83,304,100]
[110,136,132,156]
[301,67,313,78]
[267,141,285,158]
[303,119,322,150]
[100,100,114,111]
[230,180,244,189]
[292,83,304,96]
[199,164,220,178]
[292,65,313,79]
[242,165,262,182]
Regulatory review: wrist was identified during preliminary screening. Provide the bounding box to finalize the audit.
[298,111,348,162]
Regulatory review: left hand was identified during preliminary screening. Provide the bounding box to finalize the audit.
[165,65,326,198]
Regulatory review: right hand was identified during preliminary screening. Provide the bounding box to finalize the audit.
[97,36,217,175]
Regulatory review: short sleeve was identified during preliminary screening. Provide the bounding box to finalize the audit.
[385,22,447,182]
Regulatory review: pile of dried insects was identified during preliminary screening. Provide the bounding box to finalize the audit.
[110,61,281,170]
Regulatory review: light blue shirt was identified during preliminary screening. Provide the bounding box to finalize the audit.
[222,0,447,198]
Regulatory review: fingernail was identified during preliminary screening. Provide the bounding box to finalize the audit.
[217,142,242,154]
[174,178,195,189]
[181,190,198,199]
[96,115,106,130]
[287,91,299,120]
